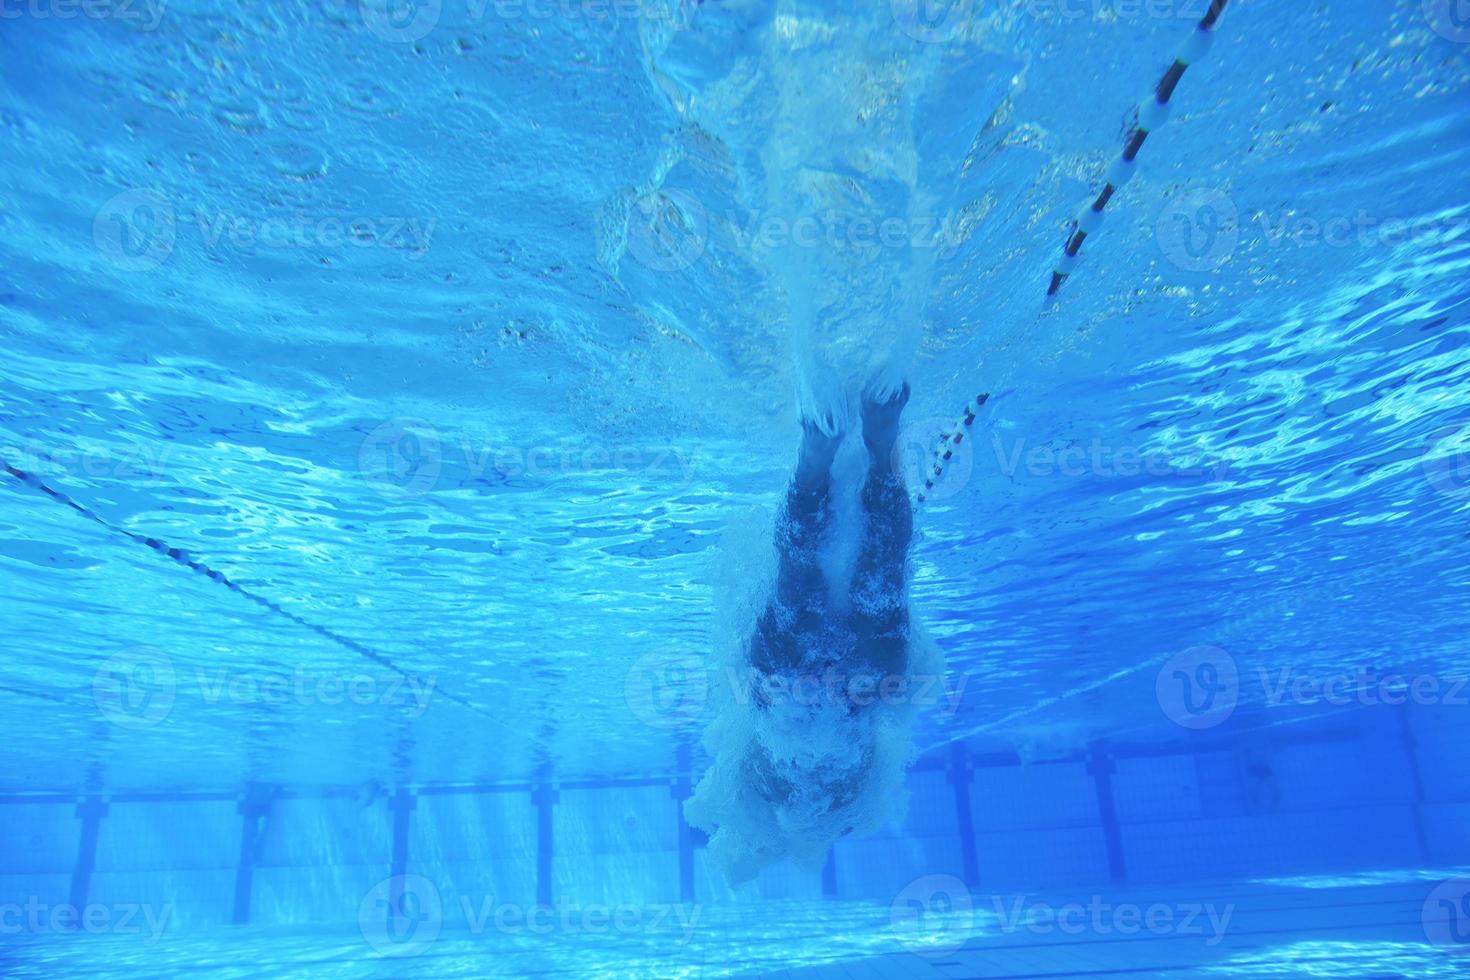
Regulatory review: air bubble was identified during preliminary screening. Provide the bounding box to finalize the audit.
[244,60,309,105]
[278,107,327,133]
[337,78,400,116]
[214,99,269,134]
[337,139,403,176]
[268,142,329,181]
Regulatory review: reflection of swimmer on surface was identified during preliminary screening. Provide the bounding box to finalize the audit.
[687,374,938,885]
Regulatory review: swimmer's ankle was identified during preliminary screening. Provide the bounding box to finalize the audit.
[795,420,841,490]
[861,380,910,458]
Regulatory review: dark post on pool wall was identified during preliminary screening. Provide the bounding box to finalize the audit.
[67,793,109,929]
[1088,740,1129,884]
[233,784,275,925]
[673,740,697,904]
[388,787,416,885]
[949,743,982,889]
[533,770,558,907]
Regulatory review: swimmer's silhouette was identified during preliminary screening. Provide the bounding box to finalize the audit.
[752,380,913,681]
[687,375,934,885]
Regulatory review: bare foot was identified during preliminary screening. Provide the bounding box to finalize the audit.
[795,414,845,489]
[861,379,910,460]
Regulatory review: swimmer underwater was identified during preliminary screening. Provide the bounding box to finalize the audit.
[685,372,947,885]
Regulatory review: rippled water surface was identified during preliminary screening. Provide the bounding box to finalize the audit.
[1,0,1468,792]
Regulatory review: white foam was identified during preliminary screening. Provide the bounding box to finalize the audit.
[686,466,944,886]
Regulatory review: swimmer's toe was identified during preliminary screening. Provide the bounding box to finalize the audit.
[863,358,910,406]
[804,404,849,440]
[797,360,852,439]
[862,376,911,413]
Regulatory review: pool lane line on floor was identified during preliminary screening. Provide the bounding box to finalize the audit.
[919,0,1232,505]
[1,458,516,732]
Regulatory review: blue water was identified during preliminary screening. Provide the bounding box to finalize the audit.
[2,0,1469,976]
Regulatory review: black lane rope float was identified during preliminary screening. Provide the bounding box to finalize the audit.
[1046,0,1230,298]
[2,458,511,729]
[917,0,1230,505]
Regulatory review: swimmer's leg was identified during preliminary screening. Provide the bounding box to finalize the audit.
[749,417,845,674]
[850,381,913,675]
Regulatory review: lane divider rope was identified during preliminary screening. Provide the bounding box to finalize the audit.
[918,0,1231,505]
[2,458,509,729]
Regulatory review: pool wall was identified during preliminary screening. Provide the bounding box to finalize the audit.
[2,700,1465,935]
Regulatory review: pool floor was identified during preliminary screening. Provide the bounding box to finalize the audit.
[3,870,1465,978]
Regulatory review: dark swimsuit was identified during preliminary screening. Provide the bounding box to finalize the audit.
[744,463,914,814]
